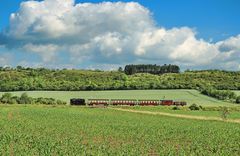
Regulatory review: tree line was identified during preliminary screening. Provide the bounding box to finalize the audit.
[124,64,180,75]
[0,66,240,104]
[0,93,66,105]
[200,88,237,101]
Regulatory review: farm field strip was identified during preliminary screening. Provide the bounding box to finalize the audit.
[109,107,240,124]
[114,106,240,119]
[0,89,235,106]
[0,105,239,155]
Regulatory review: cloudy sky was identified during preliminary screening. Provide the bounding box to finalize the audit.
[0,0,240,70]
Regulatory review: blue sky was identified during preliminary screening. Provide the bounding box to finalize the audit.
[1,0,240,41]
[0,0,240,70]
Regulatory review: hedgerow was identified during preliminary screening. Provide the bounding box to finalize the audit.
[0,93,66,105]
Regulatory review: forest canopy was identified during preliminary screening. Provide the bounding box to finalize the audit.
[124,64,180,75]
[0,66,240,91]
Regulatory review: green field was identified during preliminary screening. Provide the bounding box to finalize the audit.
[0,90,236,106]
[234,91,240,96]
[116,106,240,119]
[0,105,239,155]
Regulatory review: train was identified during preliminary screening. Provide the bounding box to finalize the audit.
[70,98,187,106]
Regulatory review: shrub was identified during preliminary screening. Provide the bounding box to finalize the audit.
[19,93,32,104]
[199,105,204,110]
[8,98,17,104]
[201,88,236,101]
[0,93,66,105]
[56,100,67,105]
[236,96,240,104]
[189,104,200,111]
[0,93,13,104]
[220,107,230,120]
[172,106,180,110]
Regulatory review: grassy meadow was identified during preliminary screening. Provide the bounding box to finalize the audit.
[0,89,236,107]
[234,91,240,96]
[0,105,239,155]
[1,90,240,155]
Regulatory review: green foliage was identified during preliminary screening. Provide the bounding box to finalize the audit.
[0,67,239,103]
[118,67,123,72]
[124,64,180,75]
[189,104,200,111]
[236,96,240,104]
[201,88,236,101]
[219,107,230,120]
[19,92,32,104]
[172,106,180,110]
[0,93,13,104]
[0,93,66,105]
[199,105,204,110]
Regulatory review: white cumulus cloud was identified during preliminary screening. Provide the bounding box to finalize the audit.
[0,0,240,70]
[0,47,12,66]
[23,43,60,62]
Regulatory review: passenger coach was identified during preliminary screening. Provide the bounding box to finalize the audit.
[70,98,187,106]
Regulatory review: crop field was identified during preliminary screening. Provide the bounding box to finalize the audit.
[115,106,240,120]
[0,90,235,106]
[0,105,239,155]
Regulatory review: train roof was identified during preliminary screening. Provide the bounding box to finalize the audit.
[110,99,137,101]
[88,99,109,101]
[138,99,159,101]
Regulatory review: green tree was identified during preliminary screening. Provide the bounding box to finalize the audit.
[0,93,13,104]
[220,107,230,120]
[118,67,123,72]
[236,96,240,104]
[19,93,32,104]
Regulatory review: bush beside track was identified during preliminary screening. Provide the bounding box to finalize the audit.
[0,93,66,105]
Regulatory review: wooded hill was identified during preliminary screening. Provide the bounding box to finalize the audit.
[0,67,240,91]
[1,67,240,103]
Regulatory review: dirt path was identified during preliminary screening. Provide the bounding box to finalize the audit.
[109,107,240,124]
